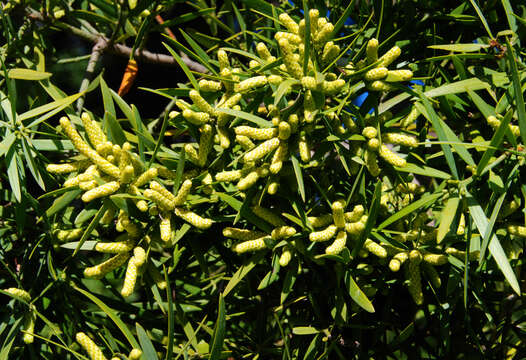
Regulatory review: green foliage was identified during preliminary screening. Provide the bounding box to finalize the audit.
[1,0,525,359]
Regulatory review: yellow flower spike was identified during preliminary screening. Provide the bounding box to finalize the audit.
[423,253,448,265]
[366,80,396,92]
[182,109,210,125]
[322,41,340,65]
[22,311,36,344]
[243,137,280,162]
[378,144,407,167]
[278,122,291,140]
[189,90,216,116]
[120,257,139,298]
[382,133,418,148]
[132,168,158,187]
[237,170,259,190]
[401,106,420,128]
[199,79,223,92]
[314,22,334,46]
[396,183,424,194]
[386,69,413,82]
[3,288,31,302]
[233,237,268,253]
[56,228,84,242]
[223,227,266,240]
[174,208,213,229]
[173,179,192,206]
[271,226,296,240]
[362,126,377,139]
[366,38,379,64]
[235,126,278,140]
[363,239,387,258]
[325,230,347,255]
[234,76,268,93]
[378,46,402,67]
[307,214,333,228]
[84,252,130,279]
[275,31,302,45]
[486,115,520,137]
[60,117,121,179]
[79,180,98,191]
[219,68,235,92]
[251,205,286,227]
[332,200,346,229]
[95,240,134,253]
[389,251,409,272]
[278,38,303,79]
[121,218,141,239]
[364,149,381,176]
[215,170,243,182]
[184,144,200,165]
[308,9,320,34]
[395,230,418,243]
[298,135,311,162]
[298,19,306,38]
[279,247,292,266]
[267,75,283,85]
[256,42,273,61]
[322,79,345,95]
[46,160,90,174]
[159,212,172,242]
[279,13,299,34]
[364,67,388,81]
[129,349,143,360]
[81,112,106,148]
[304,90,316,123]
[422,263,442,288]
[345,220,365,235]
[270,142,288,174]
[457,214,466,235]
[175,99,192,112]
[287,114,299,133]
[197,124,214,167]
[150,181,177,204]
[445,247,479,260]
[407,250,423,305]
[217,49,230,70]
[217,126,230,149]
[143,189,175,211]
[367,138,380,151]
[81,181,120,202]
[133,247,147,266]
[155,166,177,180]
[76,332,107,360]
[119,165,134,184]
[267,181,279,195]
[309,224,338,242]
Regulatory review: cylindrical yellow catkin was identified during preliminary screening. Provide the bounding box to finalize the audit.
[95,240,134,254]
[223,227,266,240]
[364,149,381,176]
[270,143,287,174]
[128,349,143,360]
[189,90,216,116]
[160,213,171,242]
[243,137,280,162]
[81,112,106,148]
[332,200,346,229]
[379,144,407,167]
[235,126,277,140]
[325,230,347,255]
[143,189,175,211]
[345,205,365,223]
[378,46,401,67]
[22,311,36,344]
[84,253,130,279]
[76,332,107,360]
[183,109,210,125]
[233,237,268,253]
[308,214,333,228]
[401,107,420,128]
[407,250,423,305]
[386,69,413,82]
[309,224,338,242]
[364,239,387,258]
[366,38,379,64]
[422,262,442,288]
[279,247,292,266]
[173,179,192,206]
[382,133,418,148]
[271,226,296,240]
[81,181,120,202]
[215,170,243,182]
[278,38,303,79]
[199,79,222,92]
[121,257,139,297]
[423,253,448,265]
[174,208,213,229]
[46,160,90,174]
[299,135,311,162]
[507,224,526,238]
[279,13,299,34]
[133,168,158,187]
[364,67,388,81]
[234,76,268,93]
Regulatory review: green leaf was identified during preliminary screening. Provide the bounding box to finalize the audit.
[292,327,320,335]
[394,163,451,179]
[378,192,443,230]
[302,0,311,74]
[330,0,356,37]
[21,137,45,191]
[344,271,375,313]
[273,79,298,106]
[290,155,305,202]
[223,252,266,297]
[73,285,140,348]
[428,44,490,52]
[437,197,459,243]
[6,147,21,202]
[505,37,526,146]
[100,77,116,119]
[163,42,199,90]
[209,293,226,360]
[73,204,107,257]
[136,323,159,360]
[18,92,83,122]
[469,0,494,38]
[104,111,126,145]
[464,190,520,295]
[352,181,382,257]
[4,68,52,80]
[45,189,82,218]
[216,108,272,128]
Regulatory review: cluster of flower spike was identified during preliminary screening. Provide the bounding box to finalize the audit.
[308,200,368,255]
[76,332,142,360]
[47,113,212,293]
[223,205,296,265]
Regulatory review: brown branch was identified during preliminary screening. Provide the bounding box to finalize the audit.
[27,10,208,73]
[77,38,106,113]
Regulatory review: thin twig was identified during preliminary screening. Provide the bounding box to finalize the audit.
[76,38,106,113]
[27,10,208,73]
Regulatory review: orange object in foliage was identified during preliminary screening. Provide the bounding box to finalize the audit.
[117,59,139,96]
